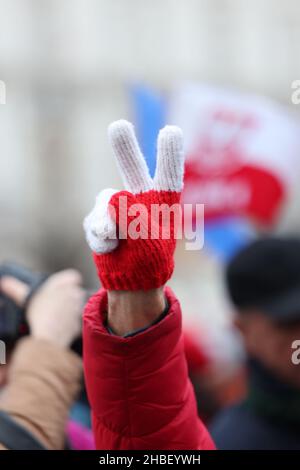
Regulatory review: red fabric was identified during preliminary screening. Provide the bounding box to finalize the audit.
[83,286,215,450]
[93,190,180,290]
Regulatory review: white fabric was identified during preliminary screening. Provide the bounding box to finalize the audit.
[83,188,119,254]
[154,125,184,191]
[108,120,153,194]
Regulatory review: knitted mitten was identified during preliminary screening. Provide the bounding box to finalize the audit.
[84,120,185,290]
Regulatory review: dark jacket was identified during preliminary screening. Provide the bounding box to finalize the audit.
[210,359,300,450]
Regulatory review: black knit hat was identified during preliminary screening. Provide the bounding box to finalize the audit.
[226,237,300,322]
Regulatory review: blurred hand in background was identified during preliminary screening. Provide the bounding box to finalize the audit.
[0,269,84,349]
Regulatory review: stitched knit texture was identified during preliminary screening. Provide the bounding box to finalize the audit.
[93,190,181,290]
[84,120,185,291]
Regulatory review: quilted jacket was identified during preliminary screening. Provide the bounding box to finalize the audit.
[83,286,215,450]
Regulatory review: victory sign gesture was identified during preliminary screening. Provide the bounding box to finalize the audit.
[84,120,185,291]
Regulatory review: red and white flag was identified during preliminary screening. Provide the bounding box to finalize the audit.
[169,83,300,226]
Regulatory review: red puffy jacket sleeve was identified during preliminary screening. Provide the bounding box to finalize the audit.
[83,286,215,450]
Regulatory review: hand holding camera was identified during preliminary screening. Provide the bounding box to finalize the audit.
[0,265,84,349]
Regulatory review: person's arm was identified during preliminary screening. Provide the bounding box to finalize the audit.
[107,288,165,336]
[83,120,215,450]
[84,286,215,450]
[0,337,82,450]
[0,270,83,449]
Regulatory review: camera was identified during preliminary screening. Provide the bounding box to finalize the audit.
[0,262,48,346]
[0,262,84,355]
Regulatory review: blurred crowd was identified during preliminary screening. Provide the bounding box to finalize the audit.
[1,234,300,449]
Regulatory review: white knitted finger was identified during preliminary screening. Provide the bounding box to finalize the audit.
[108,120,153,194]
[83,188,119,254]
[153,125,184,192]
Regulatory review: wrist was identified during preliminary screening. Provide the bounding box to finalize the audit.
[107,287,166,336]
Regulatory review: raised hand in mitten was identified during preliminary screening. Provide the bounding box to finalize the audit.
[84,120,184,291]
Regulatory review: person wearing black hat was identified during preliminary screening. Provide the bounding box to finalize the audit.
[210,237,300,450]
